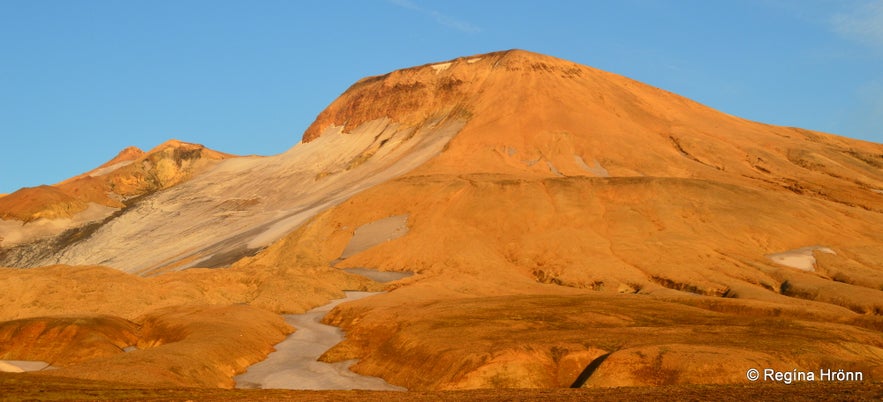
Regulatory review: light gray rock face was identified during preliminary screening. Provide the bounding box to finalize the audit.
[2,117,464,275]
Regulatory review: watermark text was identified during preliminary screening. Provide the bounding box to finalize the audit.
[746,368,864,384]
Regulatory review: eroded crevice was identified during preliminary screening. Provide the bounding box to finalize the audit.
[779,280,881,315]
[569,352,611,388]
[531,269,606,290]
[668,135,722,170]
[745,154,771,174]
[649,275,731,297]
[843,150,883,169]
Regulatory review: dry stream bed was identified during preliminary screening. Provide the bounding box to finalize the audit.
[234,287,408,390]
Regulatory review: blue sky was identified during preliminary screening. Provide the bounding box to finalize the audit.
[1,0,882,193]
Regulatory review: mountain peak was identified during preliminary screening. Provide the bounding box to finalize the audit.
[300,49,587,143]
[147,139,200,152]
[301,49,883,209]
[95,146,145,171]
[484,48,582,69]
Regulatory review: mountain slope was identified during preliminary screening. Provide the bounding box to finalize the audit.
[0,140,233,266]
[1,49,881,390]
[308,50,883,206]
[237,50,883,388]
[0,121,464,272]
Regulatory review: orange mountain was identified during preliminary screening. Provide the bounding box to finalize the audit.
[233,50,883,389]
[1,50,881,392]
[0,140,232,222]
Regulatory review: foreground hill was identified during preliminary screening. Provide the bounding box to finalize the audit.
[1,374,880,402]
[1,50,881,391]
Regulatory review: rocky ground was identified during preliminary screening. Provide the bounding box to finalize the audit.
[1,374,880,401]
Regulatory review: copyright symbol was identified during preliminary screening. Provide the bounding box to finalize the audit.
[746,368,759,381]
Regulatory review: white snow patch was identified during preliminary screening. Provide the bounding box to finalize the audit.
[766,246,836,272]
[466,57,482,64]
[431,62,451,73]
[872,189,883,194]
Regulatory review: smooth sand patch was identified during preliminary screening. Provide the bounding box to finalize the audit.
[234,292,404,391]
[574,155,610,177]
[339,215,409,259]
[87,160,135,177]
[0,360,52,372]
[766,246,835,272]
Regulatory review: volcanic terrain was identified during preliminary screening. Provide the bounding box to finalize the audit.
[1,50,881,396]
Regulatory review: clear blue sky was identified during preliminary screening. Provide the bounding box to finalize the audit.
[2,0,882,193]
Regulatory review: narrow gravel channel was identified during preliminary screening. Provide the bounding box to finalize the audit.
[234,291,405,391]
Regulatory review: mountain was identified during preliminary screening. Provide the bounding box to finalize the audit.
[0,140,233,266]
[0,110,463,273]
[1,50,882,391]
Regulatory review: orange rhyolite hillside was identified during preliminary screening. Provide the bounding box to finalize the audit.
[1,50,881,392]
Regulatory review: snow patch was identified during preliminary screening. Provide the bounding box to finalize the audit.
[431,62,451,73]
[0,360,53,372]
[766,246,836,272]
[466,57,482,64]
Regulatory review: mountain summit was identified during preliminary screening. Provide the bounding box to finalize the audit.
[307,49,882,207]
[1,50,882,390]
